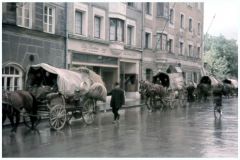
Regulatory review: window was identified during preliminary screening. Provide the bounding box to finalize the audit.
[197,47,201,58]
[145,32,151,48]
[109,18,124,42]
[169,9,174,24]
[188,45,192,57]
[127,25,133,45]
[127,3,134,7]
[75,11,83,35]
[146,69,153,81]
[189,18,192,32]
[168,39,173,53]
[94,16,101,38]
[180,14,184,29]
[43,6,55,33]
[16,3,32,28]
[156,33,167,50]
[157,3,169,18]
[179,42,184,55]
[198,23,201,35]
[2,66,23,91]
[146,2,151,15]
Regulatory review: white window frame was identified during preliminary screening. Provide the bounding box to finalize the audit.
[109,18,124,42]
[179,40,184,55]
[156,33,167,51]
[43,5,55,34]
[197,22,201,35]
[74,3,88,37]
[2,65,23,91]
[145,2,153,20]
[145,28,152,49]
[16,3,32,29]
[188,44,193,57]
[180,13,185,30]
[189,17,193,33]
[126,19,136,46]
[197,44,201,58]
[93,7,106,40]
[168,34,174,53]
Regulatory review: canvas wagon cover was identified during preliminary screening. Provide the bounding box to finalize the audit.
[200,75,221,87]
[228,79,238,88]
[168,73,184,90]
[153,71,184,90]
[27,63,107,101]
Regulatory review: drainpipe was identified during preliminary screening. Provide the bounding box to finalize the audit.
[64,2,68,69]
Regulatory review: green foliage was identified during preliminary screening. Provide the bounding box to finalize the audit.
[203,34,238,79]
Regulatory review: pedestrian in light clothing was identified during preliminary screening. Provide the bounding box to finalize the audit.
[108,82,125,123]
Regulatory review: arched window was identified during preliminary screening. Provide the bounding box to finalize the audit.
[2,65,23,91]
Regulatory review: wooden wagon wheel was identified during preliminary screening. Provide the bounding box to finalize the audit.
[49,104,66,130]
[23,112,41,129]
[82,98,96,125]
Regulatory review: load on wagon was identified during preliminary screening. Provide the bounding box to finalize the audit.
[26,63,107,130]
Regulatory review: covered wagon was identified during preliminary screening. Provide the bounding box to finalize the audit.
[26,63,107,130]
[150,71,187,110]
[222,78,238,97]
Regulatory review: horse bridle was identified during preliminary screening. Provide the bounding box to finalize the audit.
[2,91,12,106]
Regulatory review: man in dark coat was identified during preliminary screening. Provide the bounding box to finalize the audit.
[213,84,223,118]
[108,82,125,123]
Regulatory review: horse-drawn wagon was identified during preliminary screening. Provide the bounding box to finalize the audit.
[25,63,107,130]
[196,75,221,101]
[139,70,187,111]
[222,78,238,97]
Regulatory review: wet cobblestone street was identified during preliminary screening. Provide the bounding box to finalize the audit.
[2,97,238,158]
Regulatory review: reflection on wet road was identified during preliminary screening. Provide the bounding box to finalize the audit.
[2,98,238,158]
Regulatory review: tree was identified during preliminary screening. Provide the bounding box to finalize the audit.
[203,34,238,79]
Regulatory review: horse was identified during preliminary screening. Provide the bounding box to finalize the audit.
[2,90,38,132]
[139,80,167,111]
[195,83,211,102]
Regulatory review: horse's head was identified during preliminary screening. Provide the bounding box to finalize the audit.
[2,90,10,105]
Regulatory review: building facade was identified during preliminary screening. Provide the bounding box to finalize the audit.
[2,2,66,91]
[142,2,204,85]
[66,2,143,98]
[2,2,204,95]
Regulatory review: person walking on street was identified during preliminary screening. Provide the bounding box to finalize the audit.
[213,84,223,118]
[108,82,125,123]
